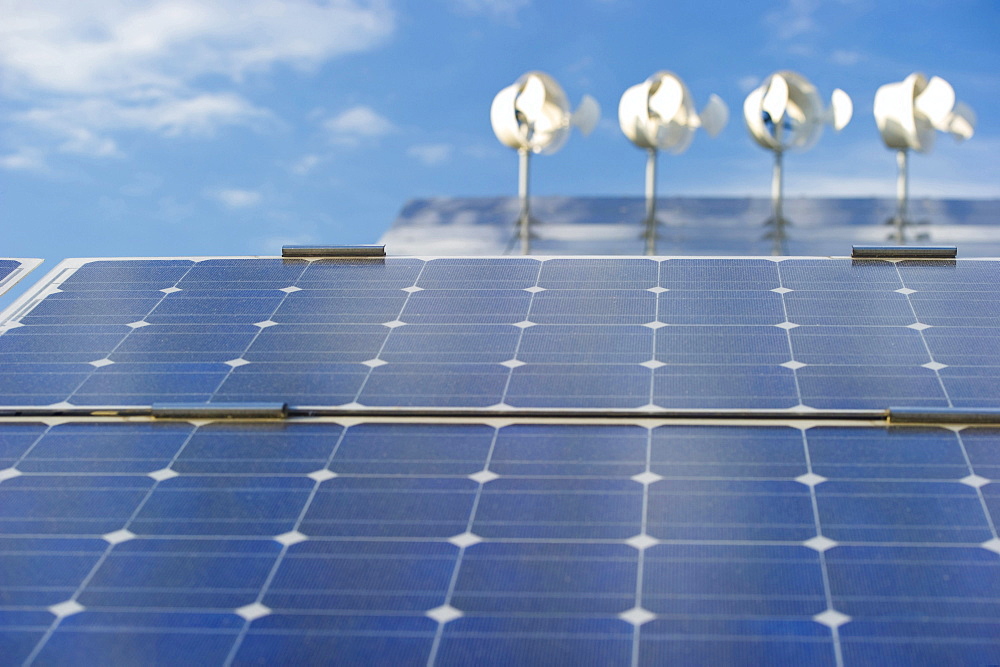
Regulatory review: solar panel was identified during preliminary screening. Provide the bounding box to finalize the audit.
[0,258,42,298]
[383,197,1000,256]
[1,418,998,664]
[2,254,999,664]
[1,256,998,411]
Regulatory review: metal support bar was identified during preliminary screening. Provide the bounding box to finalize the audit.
[852,245,957,259]
[151,402,289,419]
[889,407,1000,425]
[282,245,385,258]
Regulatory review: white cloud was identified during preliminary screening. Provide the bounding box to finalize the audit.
[290,154,322,175]
[0,0,394,160]
[830,49,863,66]
[0,147,47,171]
[408,143,453,166]
[737,75,760,93]
[57,128,120,157]
[210,188,262,208]
[450,0,530,20]
[0,0,394,95]
[324,106,396,145]
[764,0,820,40]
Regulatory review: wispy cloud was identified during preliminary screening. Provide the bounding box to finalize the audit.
[324,106,396,146]
[209,188,262,209]
[737,75,760,93]
[829,49,863,66]
[289,154,323,175]
[449,0,530,21]
[408,143,453,166]
[0,0,394,161]
[0,147,47,172]
[764,0,820,40]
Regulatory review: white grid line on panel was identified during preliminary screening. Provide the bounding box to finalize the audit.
[426,426,502,666]
[350,262,429,405]
[22,423,200,664]
[221,425,352,665]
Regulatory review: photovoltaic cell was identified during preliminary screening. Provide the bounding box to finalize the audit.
[1,256,999,411]
[0,419,997,665]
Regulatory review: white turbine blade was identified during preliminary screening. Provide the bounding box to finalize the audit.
[947,101,976,141]
[490,84,526,149]
[619,83,651,146]
[648,76,684,123]
[874,79,918,150]
[743,86,773,148]
[537,98,566,133]
[515,74,547,118]
[829,88,853,130]
[761,74,789,123]
[572,94,601,136]
[916,76,956,130]
[698,94,729,137]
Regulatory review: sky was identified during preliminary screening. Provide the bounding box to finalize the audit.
[1,0,998,271]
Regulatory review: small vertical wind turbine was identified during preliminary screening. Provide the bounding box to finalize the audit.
[491,72,600,254]
[619,72,728,255]
[874,73,976,242]
[744,71,852,252]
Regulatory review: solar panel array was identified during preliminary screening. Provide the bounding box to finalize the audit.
[383,197,1000,256]
[1,256,999,665]
[1,256,998,410]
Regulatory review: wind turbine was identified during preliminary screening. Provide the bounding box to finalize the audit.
[874,72,976,242]
[744,71,852,252]
[491,71,600,254]
[619,71,728,254]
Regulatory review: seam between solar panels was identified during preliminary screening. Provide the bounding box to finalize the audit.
[6,405,1000,425]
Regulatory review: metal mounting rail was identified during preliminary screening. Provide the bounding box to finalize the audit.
[887,407,1000,424]
[281,245,386,258]
[151,402,289,419]
[852,245,957,259]
[4,403,1000,425]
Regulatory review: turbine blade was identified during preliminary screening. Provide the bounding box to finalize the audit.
[515,74,547,118]
[648,76,684,123]
[490,84,526,149]
[829,88,853,130]
[916,76,956,130]
[947,101,976,141]
[761,74,789,123]
[618,83,651,147]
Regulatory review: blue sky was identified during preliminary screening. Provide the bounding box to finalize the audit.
[1,0,998,267]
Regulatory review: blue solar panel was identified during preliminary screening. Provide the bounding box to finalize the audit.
[1,256,999,411]
[1,419,998,665]
[0,258,42,298]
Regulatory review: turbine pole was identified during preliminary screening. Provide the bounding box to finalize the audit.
[771,150,784,226]
[771,149,786,254]
[644,148,658,255]
[518,148,531,255]
[894,148,909,243]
